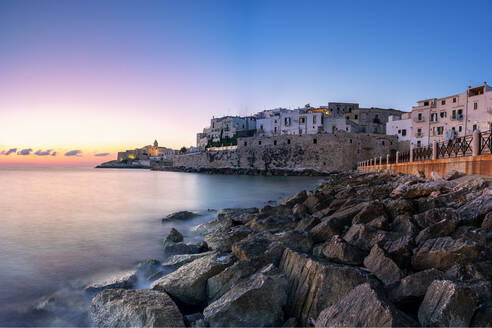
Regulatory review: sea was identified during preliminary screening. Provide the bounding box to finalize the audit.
[0,167,322,326]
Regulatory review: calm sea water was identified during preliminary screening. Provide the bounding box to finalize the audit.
[0,167,321,326]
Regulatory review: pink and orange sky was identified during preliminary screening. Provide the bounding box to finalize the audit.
[1,0,491,166]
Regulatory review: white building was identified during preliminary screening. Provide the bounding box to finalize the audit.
[386,113,412,142]
[411,82,492,147]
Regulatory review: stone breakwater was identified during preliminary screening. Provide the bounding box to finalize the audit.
[153,166,336,176]
[58,171,491,327]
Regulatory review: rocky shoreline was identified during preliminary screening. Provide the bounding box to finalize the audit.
[36,171,492,327]
[152,166,335,176]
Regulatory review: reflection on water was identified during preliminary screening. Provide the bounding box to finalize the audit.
[0,167,321,326]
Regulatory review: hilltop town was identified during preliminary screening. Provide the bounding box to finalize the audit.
[99,82,492,175]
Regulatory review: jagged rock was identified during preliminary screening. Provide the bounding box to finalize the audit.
[352,201,386,225]
[165,228,183,243]
[444,170,465,181]
[310,202,369,242]
[151,253,233,305]
[231,233,286,267]
[292,203,309,218]
[391,215,418,236]
[383,235,414,268]
[457,189,492,225]
[452,225,492,249]
[249,215,298,232]
[282,190,308,207]
[273,230,313,253]
[203,225,251,252]
[295,216,320,231]
[280,248,375,326]
[412,237,479,270]
[471,305,492,327]
[303,194,328,214]
[161,251,215,270]
[367,215,388,230]
[412,207,459,230]
[415,218,458,245]
[343,224,401,251]
[206,261,256,302]
[384,199,415,218]
[390,269,444,304]
[418,280,478,327]
[184,313,204,327]
[162,211,198,221]
[430,171,444,182]
[163,240,207,256]
[85,270,137,294]
[203,265,288,327]
[363,244,403,286]
[482,212,492,230]
[135,259,163,282]
[322,235,365,265]
[390,180,445,199]
[90,289,185,327]
[282,317,297,327]
[315,283,418,327]
[34,287,91,326]
[216,207,259,220]
[258,204,292,219]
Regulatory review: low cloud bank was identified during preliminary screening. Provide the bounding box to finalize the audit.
[64,150,82,157]
[0,148,17,155]
[94,153,110,157]
[17,148,33,156]
[34,149,53,156]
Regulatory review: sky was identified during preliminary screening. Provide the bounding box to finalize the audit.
[1,0,491,166]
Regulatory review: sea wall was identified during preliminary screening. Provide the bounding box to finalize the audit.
[172,132,399,171]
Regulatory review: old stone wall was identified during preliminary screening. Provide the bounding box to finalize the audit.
[173,132,399,171]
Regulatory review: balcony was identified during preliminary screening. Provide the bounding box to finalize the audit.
[413,117,425,123]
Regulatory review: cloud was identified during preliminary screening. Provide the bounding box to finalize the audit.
[34,149,53,156]
[64,150,82,157]
[94,153,110,157]
[51,151,57,156]
[17,148,33,156]
[0,148,17,155]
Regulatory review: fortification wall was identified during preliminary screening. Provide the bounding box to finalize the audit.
[173,132,399,171]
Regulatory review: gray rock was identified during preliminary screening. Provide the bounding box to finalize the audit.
[391,215,418,236]
[163,240,207,256]
[482,212,492,230]
[162,210,198,221]
[151,252,233,305]
[85,270,137,294]
[315,283,418,327]
[203,225,251,252]
[206,261,256,302]
[457,190,492,226]
[390,180,446,199]
[444,170,465,181]
[412,207,459,230]
[90,289,185,327]
[351,201,386,225]
[343,224,401,251]
[390,269,444,304]
[363,244,403,286]
[273,230,313,253]
[322,235,365,265]
[249,215,298,232]
[415,218,458,245]
[203,265,288,327]
[295,216,320,232]
[165,228,183,243]
[161,251,215,270]
[281,190,308,207]
[292,203,309,218]
[412,237,479,271]
[418,280,478,327]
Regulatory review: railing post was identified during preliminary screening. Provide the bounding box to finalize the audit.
[379,156,382,165]
[396,151,400,164]
[409,145,413,162]
[472,130,481,156]
[386,154,390,166]
[432,141,438,160]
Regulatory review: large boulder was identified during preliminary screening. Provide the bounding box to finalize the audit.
[162,211,198,221]
[415,218,458,245]
[90,289,185,327]
[390,180,446,199]
[418,280,478,327]
[165,228,183,242]
[279,248,375,326]
[363,244,403,286]
[163,240,207,256]
[203,225,251,252]
[383,235,414,268]
[391,215,418,236]
[457,189,492,225]
[321,235,365,265]
[352,201,386,225]
[384,199,415,218]
[295,216,320,232]
[482,212,492,230]
[161,251,215,270]
[85,270,137,294]
[206,261,257,303]
[272,230,313,254]
[281,190,308,207]
[411,237,479,271]
[412,207,459,230]
[390,269,444,304]
[249,215,298,232]
[343,224,401,251]
[203,265,288,327]
[151,253,233,305]
[315,283,418,327]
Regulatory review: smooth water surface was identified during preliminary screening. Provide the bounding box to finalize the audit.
[0,167,321,326]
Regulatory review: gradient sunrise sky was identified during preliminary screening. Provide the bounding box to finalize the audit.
[1,0,491,166]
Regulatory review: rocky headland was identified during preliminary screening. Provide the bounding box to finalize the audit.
[152,166,335,176]
[38,171,492,327]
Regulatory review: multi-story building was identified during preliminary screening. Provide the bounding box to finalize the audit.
[386,113,412,142]
[117,140,176,161]
[196,116,257,148]
[411,83,492,147]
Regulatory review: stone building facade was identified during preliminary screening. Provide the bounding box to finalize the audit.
[175,132,399,171]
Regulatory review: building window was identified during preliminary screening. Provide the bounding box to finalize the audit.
[402,129,407,136]
[457,109,463,120]
[354,115,358,120]
[417,141,422,147]
[346,116,349,120]
[458,126,462,132]
[273,140,277,145]
[300,117,306,124]
[274,127,277,133]
[348,108,352,113]
[452,110,456,120]
[287,139,291,144]
[313,138,317,144]
[424,101,429,106]
[417,128,422,136]
[440,111,446,118]
[430,113,438,122]
[441,100,446,105]
[474,102,478,110]
[473,124,477,131]
[398,129,401,134]
[382,141,385,145]
[313,116,317,124]
[437,126,444,135]
[418,113,423,121]
[244,142,247,146]
[349,139,352,144]
[258,141,262,145]
[453,97,457,103]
